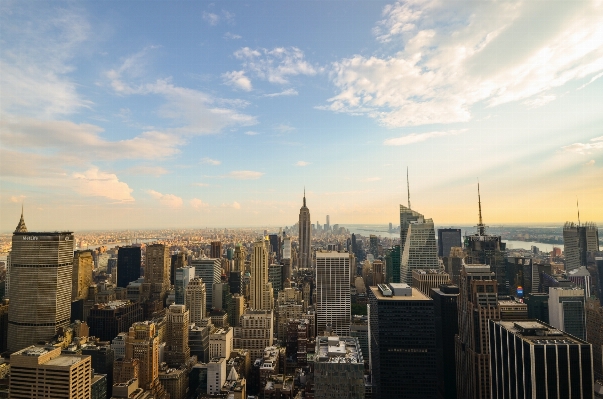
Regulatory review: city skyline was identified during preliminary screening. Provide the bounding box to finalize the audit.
[1,1,602,231]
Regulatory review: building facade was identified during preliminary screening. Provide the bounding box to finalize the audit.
[368,283,437,399]
[191,258,221,310]
[117,247,142,289]
[315,251,352,336]
[399,205,439,284]
[314,336,364,399]
[8,212,74,352]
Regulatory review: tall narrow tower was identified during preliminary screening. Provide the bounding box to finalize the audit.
[250,239,273,310]
[7,210,74,352]
[298,189,311,269]
[145,243,170,301]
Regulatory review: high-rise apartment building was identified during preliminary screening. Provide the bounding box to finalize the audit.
[298,190,312,269]
[8,212,74,352]
[185,278,207,324]
[10,345,92,399]
[438,228,462,257]
[315,251,352,336]
[399,205,439,284]
[368,283,437,399]
[549,287,586,340]
[145,244,170,301]
[117,247,141,288]
[314,336,364,399]
[191,258,221,310]
[72,250,93,301]
[211,241,223,259]
[250,239,273,311]
[489,320,595,399]
[165,304,190,367]
[431,284,459,399]
[455,264,500,399]
[233,309,274,359]
[175,266,194,305]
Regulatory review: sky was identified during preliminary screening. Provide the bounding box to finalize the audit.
[1,0,602,232]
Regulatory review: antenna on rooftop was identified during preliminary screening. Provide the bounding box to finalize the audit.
[477,180,485,236]
[577,198,581,227]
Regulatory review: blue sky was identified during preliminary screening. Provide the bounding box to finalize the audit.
[1,0,602,231]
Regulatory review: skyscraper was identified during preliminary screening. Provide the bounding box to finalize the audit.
[368,283,437,399]
[431,284,459,399]
[117,246,141,288]
[564,221,600,271]
[315,251,352,336]
[72,250,93,301]
[438,228,462,257]
[489,320,595,399]
[233,244,246,272]
[250,239,273,310]
[185,278,207,324]
[7,211,74,352]
[175,266,194,305]
[165,304,191,367]
[191,258,221,310]
[210,241,222,259]
[399,205,439,284]
[314,336,364,399]
[455,264,500,399]
[145,243,170,301]
[298,190,311,269]
[548,287,586,340]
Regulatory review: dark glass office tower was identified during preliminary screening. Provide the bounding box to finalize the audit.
[431,284,459,399]
[82,345,114,399]
[385,245,401,283]
[489,320,595,399]
[117,246,141,288]
[438,228,461,257]
[368,283,437,399]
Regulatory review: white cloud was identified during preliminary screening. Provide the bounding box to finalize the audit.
[384,130,464,146]
[522,95,557,109]
[585,159,596,166]
[232,201,241,209]
[201,157,221,165]
[222,70,253,91]
[1,6,91,117]
[296,161,310,166]
[1,115,183,160]
[325,1,603,127]
[126,166,169,177]
[147,189,183,208]
[203,12,220,26]
[562,136,603,155]
[263,88,299,98]
[234,47,316,84]
[226,170,264,180]
[245,131,259,136]
[224,32,242,40]
[190,198,209,209]
[73,168,134,202]
[275,124,295,133]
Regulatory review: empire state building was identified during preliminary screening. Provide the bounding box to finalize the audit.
[298,190,311,269]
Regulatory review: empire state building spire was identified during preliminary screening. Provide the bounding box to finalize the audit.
[14,204,28,233]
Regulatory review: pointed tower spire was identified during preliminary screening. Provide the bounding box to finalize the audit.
[406,167,411,210]
[303,187,306,207]
[14,204,28,233]
[577,198,580,226]
[477,181,485,236]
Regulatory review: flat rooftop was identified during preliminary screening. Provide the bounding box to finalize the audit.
[45,355,87,367]
[369,285,431,301]
[316,336,361,364]
[497,320,586,345]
